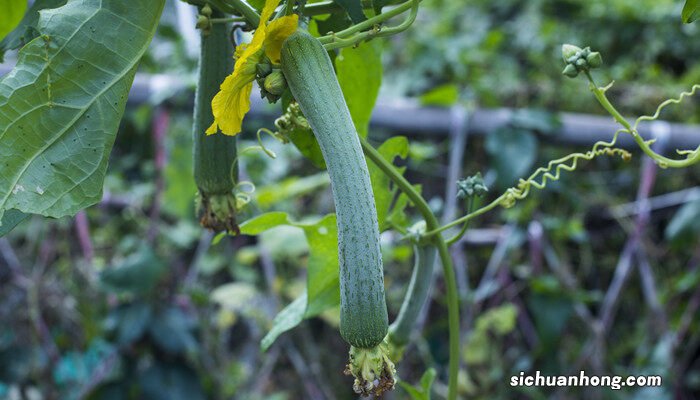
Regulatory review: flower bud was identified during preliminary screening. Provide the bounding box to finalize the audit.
[562,44,582,61]
[201,4,213,17]
[196,15,210,31]
[586,52,603,68]
[264,70,287,96]
[256,62,272,77]
[562,64,579,78]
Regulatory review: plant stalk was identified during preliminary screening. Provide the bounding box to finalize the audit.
[360,137,460,400]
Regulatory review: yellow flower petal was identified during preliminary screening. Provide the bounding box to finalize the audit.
[207,74,255,136]
[207,0,287,136]
[265,14,299,63]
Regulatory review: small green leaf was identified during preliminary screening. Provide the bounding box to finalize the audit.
[367,136,410,231]
[398,368,436,400]
[105,302,152,345]
[485,128,538,190]
[373,0,394,14]
[683,0,700,23]
[302,214,339,317]
[261,293,307,351]
[148,306,198,355]
[100,247,167,295]
[256,173,330,209]
[331,0,367,23]
[0,0,27,42]
[288,126,327,169]
[665,199,700,247]
[510,109,561,135]
[419,84,459,107]
[0,209,29,237]
[315,12,353,36]
[336,41,382,138]
[239,212,290,235]
[139,362,206,400]
[0,0,165,222]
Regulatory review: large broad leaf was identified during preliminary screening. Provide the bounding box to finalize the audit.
[683,0,700,23]
[0,0,66,63]
[287,41,382,168]
[0,0,27,43]
[336,40,382,138]
[238,212,339,350]
[0,0,165,225]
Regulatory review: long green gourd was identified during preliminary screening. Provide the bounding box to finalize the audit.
[193,10,239,233]
[387,244,437,359]
[280,30,395,396]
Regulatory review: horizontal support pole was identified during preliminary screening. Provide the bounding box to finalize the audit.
[2,65,698,151]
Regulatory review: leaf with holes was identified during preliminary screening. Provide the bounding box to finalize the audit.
[0,0,165,224]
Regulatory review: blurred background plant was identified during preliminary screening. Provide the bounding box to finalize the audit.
[1,0,699,399]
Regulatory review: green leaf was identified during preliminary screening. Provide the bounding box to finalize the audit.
[367,136,410,231]
[331,0,367,23]
[398,368,436,400]
[0,0,165,223]
[139,362,206,400]
[148,306,198,355]
[0,0,65,61]
[336,41,382,138]
[105,302,152,345]
[256,173,330,209]
[683,0,700,23]
[242,212,340,350]
[373,0,394,15]
[302,214,339,316]
[665,199,700,247]
[0,209,28,237]
[419,84,459,107]
[261,293,307,351]
[288,126,327,169]
[485,127,538,190]
[100,246,167,295]
[510,109,561,135]
[163,122,196,218]
[239,211,290,235]
[0,0,27,42]
[315,12,353,36]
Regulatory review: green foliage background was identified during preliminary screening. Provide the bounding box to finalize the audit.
[0,0,699,399]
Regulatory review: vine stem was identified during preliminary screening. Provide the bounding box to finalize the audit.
[320,0,419,50]
[360,137,460,400]
[218,0,260,25]
[425,194,507,238]
[584,71,699,168]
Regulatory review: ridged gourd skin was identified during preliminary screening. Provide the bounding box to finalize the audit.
[280,30,388,349]
[193,12,238,195]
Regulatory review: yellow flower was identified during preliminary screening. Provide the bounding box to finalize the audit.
[208,0,298,136]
